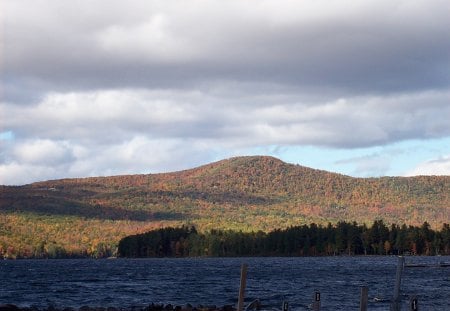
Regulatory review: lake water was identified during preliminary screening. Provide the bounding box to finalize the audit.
[0,257,449,310]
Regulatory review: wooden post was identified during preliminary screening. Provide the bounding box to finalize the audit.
[359,286,368,311]
[237,263,248,311]
[391,256,405,311]
[409,296,418,311]
[281,301,289,311]
[312,290,321,311]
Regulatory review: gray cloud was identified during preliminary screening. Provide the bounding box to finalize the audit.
[2,0,450,184]
[3,0,449,98]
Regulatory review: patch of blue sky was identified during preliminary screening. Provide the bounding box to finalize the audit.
[248,137,450,177]
[0,131,14,141]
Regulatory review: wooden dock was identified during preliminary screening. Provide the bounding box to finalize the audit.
[237,258,440,311]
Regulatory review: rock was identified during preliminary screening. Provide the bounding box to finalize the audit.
[220,305,235,311]
[146,303,163,311]
[0,304,240,311]
[244,299,261,311]
[182,304,192,311]
[0,305,20,311]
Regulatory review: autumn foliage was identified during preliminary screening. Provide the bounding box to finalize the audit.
[1,156,449,258]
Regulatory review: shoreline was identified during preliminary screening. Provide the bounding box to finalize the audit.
[2,254,448,260]
[0,304,237,311]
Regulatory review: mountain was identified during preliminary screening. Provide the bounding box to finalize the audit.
[1,156,449,258]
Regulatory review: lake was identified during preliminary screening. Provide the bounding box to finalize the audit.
[1,256,449,310]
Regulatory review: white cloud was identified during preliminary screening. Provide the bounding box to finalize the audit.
[406,156,450,176]
[0,135,219,185]
[3,89,449,149]
[12,139,73,165]
[0,162,51,185]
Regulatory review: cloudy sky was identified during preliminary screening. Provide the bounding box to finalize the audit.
[1,0,449,185]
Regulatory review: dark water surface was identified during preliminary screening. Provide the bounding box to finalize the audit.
[1,257,449,310]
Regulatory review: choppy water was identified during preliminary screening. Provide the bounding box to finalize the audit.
[0,257,449,310]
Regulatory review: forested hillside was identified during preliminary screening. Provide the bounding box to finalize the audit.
[1,156,449,258]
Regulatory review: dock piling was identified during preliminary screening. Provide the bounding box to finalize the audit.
[409,296,418,311]
[359,286,368,311]
[312,290,321,311]
[391,256,405,311]
[237,263,248,311]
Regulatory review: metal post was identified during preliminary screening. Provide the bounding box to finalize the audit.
[312,290,321,311]
[237,263,248,311]
[360,286,368,311]
[391,256,405,311]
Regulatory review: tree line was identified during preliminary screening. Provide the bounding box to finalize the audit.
[118,221,450,257]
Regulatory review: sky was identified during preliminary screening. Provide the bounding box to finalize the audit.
[1,0,450,185]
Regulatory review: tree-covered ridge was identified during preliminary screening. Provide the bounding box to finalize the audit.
[118,221,450,257]
[7,156,450,226]
[1,156,449,259]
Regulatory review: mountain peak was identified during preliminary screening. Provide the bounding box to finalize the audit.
[1,155,449,229]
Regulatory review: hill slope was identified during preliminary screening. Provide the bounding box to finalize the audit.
[1,156,449,258]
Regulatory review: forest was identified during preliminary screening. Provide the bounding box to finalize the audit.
[118,221,450,257]
[1,156,449,259]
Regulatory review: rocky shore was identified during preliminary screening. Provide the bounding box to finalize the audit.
[0,304,237,311]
